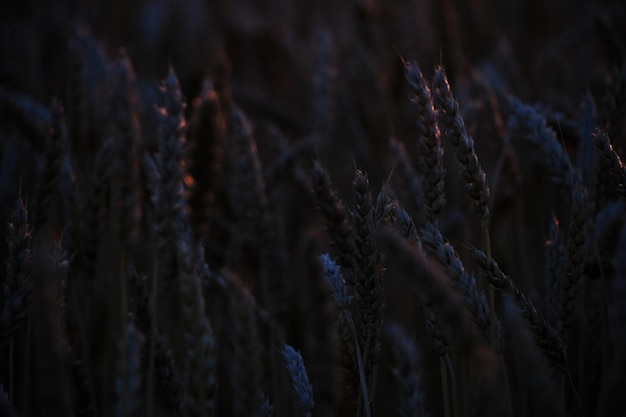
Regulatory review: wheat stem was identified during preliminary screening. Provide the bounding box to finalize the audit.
[484,228,497,349]
[346,314,372,417]
[566,369,584,417]
[146,260,158,417]
[444,354,458,417]
[9,338,14,404]
[440,357,451,417]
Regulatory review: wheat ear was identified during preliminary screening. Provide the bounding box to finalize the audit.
[387,322,428,417]
[282,345,315,417]
[404,60,445,223]
[320,254,370,417]
[559,182,588,334]
[470,248,567,371]
[2,193,33,346]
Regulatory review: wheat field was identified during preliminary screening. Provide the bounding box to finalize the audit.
[1,1,625,416]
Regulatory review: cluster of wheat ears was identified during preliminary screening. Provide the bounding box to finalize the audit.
[1,23,625,417]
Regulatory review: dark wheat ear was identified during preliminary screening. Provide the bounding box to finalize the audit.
[66,30,110,153]
[311,161,356,270]
[126,267,182,414]
[176,218,216,417]
[559,181,588,335]
[108,52,142,248]
[544,214,565,328]
[73,136,113,285]
[187,80,226,241]
[404,60,446,223]
[113,320,144,417]
[592,128,626,201]
[49,242,70,347]
[386,322,427,417]
[1,193,33,346]
[500,298,564,417]
[602,65,626,148]
[390,199,420,247]
[282,345,315,417]
[34,100,62,232]
[432,66,490,227]
[154,66,188,288]
[224,271,262,417]
[320,254,361,405]
[470,248,567,371]
[303,242,340,417]
[151,334,183,414]
[507,96,575,188]
[419,223,492,342]
[228,106,287,326]
[351,168,385,383]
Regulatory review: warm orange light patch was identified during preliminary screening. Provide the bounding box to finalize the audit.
[184,174,195,187]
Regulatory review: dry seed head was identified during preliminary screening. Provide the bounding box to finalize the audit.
[432,66,490,226]
[227,273,262,417]
[592,128,625,199]
[177,221,217,417]
[114,320,144,417]
[544,214,564,327]
[311,160,356,269]
[154,68,189,289]
[318,253,360,402]
[2,194,33,345]
[374,185,395,227]
[507,96,575,188]
[471,248,567,370]
[386,322,427,417]
[405,61,446,221]
[282,345,315,417]
[419,223,491,340]
[109,53,142,246]
[187,79,226,239]
[416,292,449,357]
[34,100,65,234]
[229,106,287,323]
[392,202,420,247]
[153,334,183,414]
[559,182,588,331]
[351,168,385,371]
[320,253,352,310]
